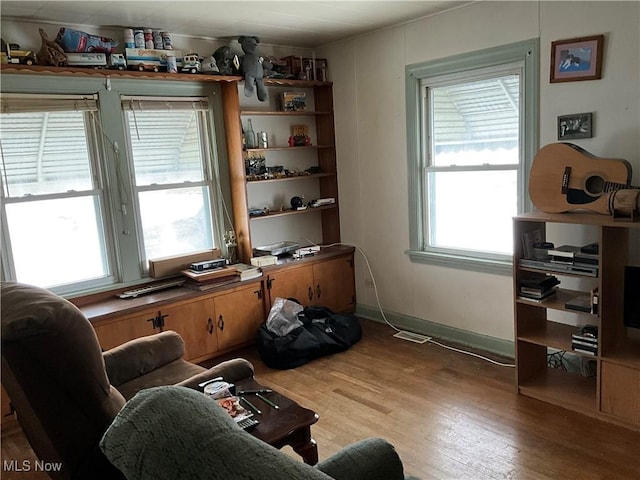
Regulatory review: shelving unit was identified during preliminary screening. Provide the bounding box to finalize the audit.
[513,211,640,429]
[224,79,339,261]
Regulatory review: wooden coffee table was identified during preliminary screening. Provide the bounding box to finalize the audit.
[235,378,319,465]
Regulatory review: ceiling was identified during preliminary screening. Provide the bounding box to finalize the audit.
[1,1,474,48]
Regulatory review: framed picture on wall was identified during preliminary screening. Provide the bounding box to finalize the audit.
[550,35,604,83]
[557,112,593,140]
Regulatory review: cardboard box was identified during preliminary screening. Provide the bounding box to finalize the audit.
[149,249,221,278]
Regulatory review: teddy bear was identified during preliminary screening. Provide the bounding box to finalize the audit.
[238,35,267,102]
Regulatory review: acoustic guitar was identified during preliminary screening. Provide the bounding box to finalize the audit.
[529,143,638,214]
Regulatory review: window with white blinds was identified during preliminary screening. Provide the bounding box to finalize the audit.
[0,94,113,289]
[121,96,217,263]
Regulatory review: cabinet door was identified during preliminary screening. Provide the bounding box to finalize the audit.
[312,255,355,312]
[215,284,266,351]
[601,362,640,425]
[267,265,315,307]
[162,298,218,361]
[93,311,159,351]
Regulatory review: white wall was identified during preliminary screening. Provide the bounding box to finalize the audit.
[318,1,640,343]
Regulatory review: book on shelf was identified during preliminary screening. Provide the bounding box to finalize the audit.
[519,273,560,289]
[518,288,557,302]
[572,345,598,356]
[572,324,598,341]
[565,295,593,313]
[181,269,240,290]
[572,338,598,349]
[233,263,263,281]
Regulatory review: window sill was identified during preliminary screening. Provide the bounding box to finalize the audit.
[405,249,512,276]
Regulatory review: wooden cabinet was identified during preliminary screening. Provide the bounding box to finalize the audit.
[266,251,355,313]
[513,211,640,429]
[93,310,159,350]
[214,283,266,351]
[161,298,218,361]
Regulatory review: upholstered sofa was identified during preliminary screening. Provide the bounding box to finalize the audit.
[101,385,415,480]
[1,282,254,480]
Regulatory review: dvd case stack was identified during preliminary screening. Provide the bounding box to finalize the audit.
[572,324,598,356]
[518,273,560,302]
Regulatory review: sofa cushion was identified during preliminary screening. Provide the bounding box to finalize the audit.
[115,359,206,400]
[103,330,189,387]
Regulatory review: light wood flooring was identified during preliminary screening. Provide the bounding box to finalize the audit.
[2,319,639,479]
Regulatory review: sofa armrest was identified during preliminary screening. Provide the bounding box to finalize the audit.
[316,438,406,480]
[103,331,185,387]
[175,358,254,390]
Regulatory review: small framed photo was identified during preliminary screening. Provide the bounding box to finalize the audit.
[557,112,593,140]
[550,35,604,83]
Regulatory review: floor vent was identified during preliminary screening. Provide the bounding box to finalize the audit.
[393,331,431,344]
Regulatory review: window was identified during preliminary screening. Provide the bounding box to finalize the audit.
[1,77,227,295]
[405,40,538,274]
[122,97,218,265]
[1,94,114,290]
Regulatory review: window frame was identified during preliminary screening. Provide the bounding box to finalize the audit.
[0,94,118,292]
[121,96,220,272]
[405,39,539,275]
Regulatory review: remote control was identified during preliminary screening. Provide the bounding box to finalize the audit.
[237,416,259,430]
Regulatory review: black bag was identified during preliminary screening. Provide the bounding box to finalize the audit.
[257,304,362,370]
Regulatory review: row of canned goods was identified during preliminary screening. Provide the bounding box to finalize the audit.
[124,28,172,50]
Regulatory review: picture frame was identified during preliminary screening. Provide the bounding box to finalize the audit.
[550,35,604,83]
[557,112,593,140]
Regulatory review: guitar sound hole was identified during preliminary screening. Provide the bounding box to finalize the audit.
[584,175,605,195]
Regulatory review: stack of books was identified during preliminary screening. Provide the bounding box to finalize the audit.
[233,263,263,281]
[181,266,240,291]
[518,273,560,302]
[572,324,598,356]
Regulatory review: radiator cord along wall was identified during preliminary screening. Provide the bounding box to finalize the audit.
[312,240,515,368]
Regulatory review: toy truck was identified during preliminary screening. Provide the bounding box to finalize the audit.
[109,54,127,70]
[181,53,201,73]
[66,52,107,68]
[1,42,36,65]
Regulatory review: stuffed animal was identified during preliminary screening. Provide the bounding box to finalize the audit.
[213,45,236,76]
[36,28,67,66]
[238,35,267,102]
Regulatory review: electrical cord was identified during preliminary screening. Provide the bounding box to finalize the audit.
[306,239,515,368]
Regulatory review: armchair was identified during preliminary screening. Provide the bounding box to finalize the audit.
[101,386,415,480]
[0,282,254,480]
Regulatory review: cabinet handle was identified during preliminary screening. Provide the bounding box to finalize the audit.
[207,317,214,335]
[316,284,321,299]
[217,314,225,331]
[254,289,263,300]
[308,286,313,301]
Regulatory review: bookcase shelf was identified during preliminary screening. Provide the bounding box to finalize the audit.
[513,212,640,430]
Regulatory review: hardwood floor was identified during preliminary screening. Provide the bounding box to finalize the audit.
[2,318,639,479]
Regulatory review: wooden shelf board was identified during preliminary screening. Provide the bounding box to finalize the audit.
[1,65,334,89]
[518,367,597,413]
[0,64,240,82]
[249,204,336,220]
[517,211,640,229]
[247,173,335,184]
[245,145,333,152]
[517,320,577,351]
